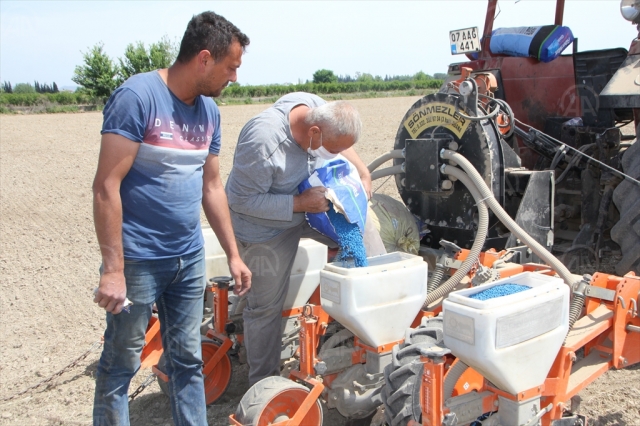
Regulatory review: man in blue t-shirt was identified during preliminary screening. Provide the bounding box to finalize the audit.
[92,12,251,426]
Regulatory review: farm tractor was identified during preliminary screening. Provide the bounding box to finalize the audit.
[138,1,640,425]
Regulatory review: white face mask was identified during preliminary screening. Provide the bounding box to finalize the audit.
[307,132,338,161]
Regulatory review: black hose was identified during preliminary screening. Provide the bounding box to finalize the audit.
[318,329,354,357]
[555,144,596,184]
[549,147,566,170]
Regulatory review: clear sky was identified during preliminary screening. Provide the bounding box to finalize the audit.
[1,1,636,89]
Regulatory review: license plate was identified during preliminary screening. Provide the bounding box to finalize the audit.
[450,27,481,55]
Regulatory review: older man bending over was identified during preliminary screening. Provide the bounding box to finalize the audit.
[225,92,371,386]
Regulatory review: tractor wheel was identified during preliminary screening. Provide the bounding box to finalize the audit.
[611,132,640,276]
[381,317,444,426]
[156,337,232,405]
[234,376,323,426]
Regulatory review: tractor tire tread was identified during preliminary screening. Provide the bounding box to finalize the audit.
[381,318,445,426]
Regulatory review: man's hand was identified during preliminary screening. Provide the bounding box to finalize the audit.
[228,256,252,296]
[360,170,372,200]
[293,186,329,213]
[94,271,127,314]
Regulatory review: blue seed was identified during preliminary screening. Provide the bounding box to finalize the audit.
[469,284,531,300]
[327,203,368,268]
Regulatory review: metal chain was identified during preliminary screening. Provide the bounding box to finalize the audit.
[128,372,157,401]
[1,340,103,403]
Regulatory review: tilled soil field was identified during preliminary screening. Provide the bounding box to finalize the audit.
[1,97,638,425]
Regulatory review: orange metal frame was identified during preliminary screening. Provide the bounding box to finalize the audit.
[228,304,327,426]
[146,243,640,426]
[143,281,235,386]
[406,227,640,425]
[416,267,640,426]
[229,301,407,424]
[140,315,163,369]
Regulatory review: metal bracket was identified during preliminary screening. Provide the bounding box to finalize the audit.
[583,285,616,302]
[418,345,451,358]
[210,275,233,289]
[352,375,385,392]
[551,414,587,426]
[443,412,458,426]
[443,257,464,269]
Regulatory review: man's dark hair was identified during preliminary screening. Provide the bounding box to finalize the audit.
[176,11,249,63]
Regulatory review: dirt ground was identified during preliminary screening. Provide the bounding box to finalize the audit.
[0,97,638,426]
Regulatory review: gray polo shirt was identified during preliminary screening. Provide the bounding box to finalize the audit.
[225,92,325,243]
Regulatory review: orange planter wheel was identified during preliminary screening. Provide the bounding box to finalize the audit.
[234,376,323,426]
[156,337,232,406]
[202,339,232,405]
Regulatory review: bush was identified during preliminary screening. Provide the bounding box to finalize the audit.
[44,105,79,114]
[72,43,119,99]
[47,92,77,105]
[219,79,443,100]
[0,93,42,106]
[74,92,91,104]
[0,91,100,108]
[313,69,338,84]
[13,83,36,94]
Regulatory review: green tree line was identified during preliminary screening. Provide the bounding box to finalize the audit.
[313,68,447,84]
[1,81,59,94]
[69,40,443,100]
[0,91,94,107]
[220,79,442,99]
[71,36,177,99]
[2,36,445,111]
[0,36,178,110]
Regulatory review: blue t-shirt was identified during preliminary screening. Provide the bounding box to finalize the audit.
[101,71,221,260]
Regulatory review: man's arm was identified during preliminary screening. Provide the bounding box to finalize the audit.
[202,154,252,296]
[92,133,140,314]
[340,147,372,199]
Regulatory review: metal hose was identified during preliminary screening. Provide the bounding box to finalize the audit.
[318,329,354,357]
[424,165,489,308]
[371,164,404,181]
[568,293,585,332]
[427,263,447,293]
[441,150,579,290]
[456,102,500,121]
[444,360,470,399]
[367,149,405,173]
[479,94,516,138]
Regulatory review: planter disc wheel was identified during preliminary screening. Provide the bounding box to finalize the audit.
[157,337,232,405]
[235,376,323,426]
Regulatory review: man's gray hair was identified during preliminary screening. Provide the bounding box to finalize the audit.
[305,101,362,143]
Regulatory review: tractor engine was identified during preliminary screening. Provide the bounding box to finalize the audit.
[391,71,553,259]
